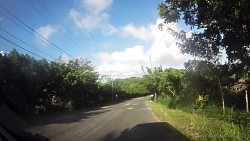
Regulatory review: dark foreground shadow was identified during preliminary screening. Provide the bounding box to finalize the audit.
[30,108,110,126]
[0,117,50,141]
[101,122,190,141]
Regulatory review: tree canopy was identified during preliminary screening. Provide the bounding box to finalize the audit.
[158,0,250,67]
[0,49,151,114]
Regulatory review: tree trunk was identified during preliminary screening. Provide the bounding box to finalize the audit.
[168,88,175,97]
[246,89,249,113]
[218,79,225,113]
[154,92,157,102]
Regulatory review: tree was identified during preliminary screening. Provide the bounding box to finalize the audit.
[0,49,107,113]
[184,60,237,112]
[158,0,250,67]
[144,66,162,101]
[231,67,250,113]
[158,68,185,98]
[63,59,99,109]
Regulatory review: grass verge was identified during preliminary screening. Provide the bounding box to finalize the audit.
[148,101,249,141]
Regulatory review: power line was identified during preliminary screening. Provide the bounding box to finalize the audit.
[36,0,55,18]
[31,4,53,24]
[160,29,168,43]
[0,4,75,59]
[63,0,71,9]
[73,20,104,52]
[35,0,104,55]
[37,0,99,53]
[0,27,57,60]
[54,0,104,52]
[0,35,47,60]
[31,1,91,55]
[0,9,63,55]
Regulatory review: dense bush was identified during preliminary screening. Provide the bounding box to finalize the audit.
[157,95,173,108]
[0,49,151,114]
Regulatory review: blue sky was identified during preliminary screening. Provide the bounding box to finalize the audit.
[0,0,194,78]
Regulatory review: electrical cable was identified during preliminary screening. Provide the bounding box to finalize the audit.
[0,9,63,55]
[0,4,75,59]
[0,27,57,61]
[0,35,47,60]
[31,2,91,55]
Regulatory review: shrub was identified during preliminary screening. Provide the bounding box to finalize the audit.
[222,108,250,130]
[35,105,46,114]
[193,95,209,111]
[157,95,173,108]
[64,101,73,111]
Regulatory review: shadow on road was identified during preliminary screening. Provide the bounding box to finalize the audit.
[28,96,147,127]
[30,109,110,126]
[101,122,190,141]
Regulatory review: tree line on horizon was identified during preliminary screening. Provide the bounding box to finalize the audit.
[156,0,250,114]
[154,0,250,134]
[0,0,249,123]
[0,49,150,115]
[0,49,249,115]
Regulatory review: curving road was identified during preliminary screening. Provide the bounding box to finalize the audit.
[27,97,190,141]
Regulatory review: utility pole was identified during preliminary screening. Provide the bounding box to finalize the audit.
[246,72,249,113]
[111,78,114,102]
[246,89,249,113]
[149,55,157,102]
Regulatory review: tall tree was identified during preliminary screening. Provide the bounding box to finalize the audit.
[158,0,250,67]
[184,60,236,112]
[158,68,185,98]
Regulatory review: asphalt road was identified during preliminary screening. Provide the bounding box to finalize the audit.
[27,97,190,141]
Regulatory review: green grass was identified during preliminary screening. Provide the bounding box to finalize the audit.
[148,101,249,141]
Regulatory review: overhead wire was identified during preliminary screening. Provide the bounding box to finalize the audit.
[0,35,48,60]
[1,0,106,62]
[0,4,75,59]
[62,0,71,9]
[31,4,54,24]
[37,0,104,56]
[0,27,57,61]
[32,0,92,55]
[0,9,63,56]
[53,0,105,53]
[160,29,168,43]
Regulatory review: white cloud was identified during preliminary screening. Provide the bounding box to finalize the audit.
[36,25,57,46]
[121,23,155,41]
[186,30,193,38]
[96,44,191,78]
[69,0,118,35]
[95,45,146,65]
[219,49,228,64]
[121,19,179,44]
[148,42,190,67]
[95,19,193,78]
[60,53,70,64]
[96,62,144,79]
[0,51,7,56]
[83,0,113,14]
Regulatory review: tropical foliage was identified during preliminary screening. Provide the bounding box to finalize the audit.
[0,49,150,114]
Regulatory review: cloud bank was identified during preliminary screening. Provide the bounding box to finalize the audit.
[35,25,57,46]
[69,0,118,35]
[67,0,192,78]
[96,19,192,78]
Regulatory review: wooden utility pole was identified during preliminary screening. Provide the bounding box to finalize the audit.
[112,79,114,102]
[246,89,249,113]
[218,78,225,114]
[149,55,157,102]
[245,73,249,113]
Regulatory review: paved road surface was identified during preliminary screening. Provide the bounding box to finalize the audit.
[27,97,190,141]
